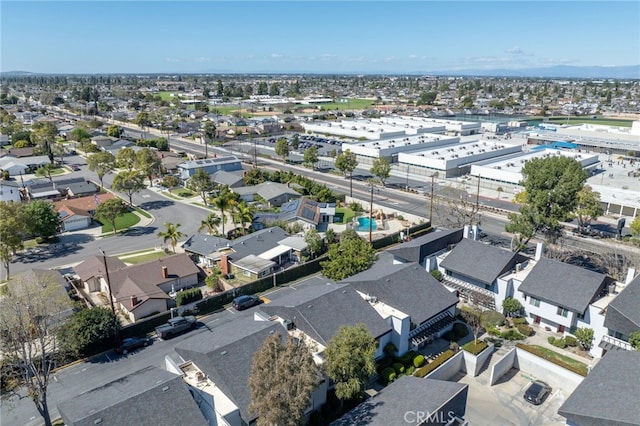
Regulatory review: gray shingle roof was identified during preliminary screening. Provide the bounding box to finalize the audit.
[181,233,232,257]
[439,238,522,285]
[332,376,468,426]
[229,226,288,260]
[178,156,240,170]
[57,366,208,426]
[518,258,607,313]
[210,170,244,187]
[175,318,284,424]
[234,182,301,202]
[73,255,127,282]
[386,228,463,263]
[343,252,458,326]
[260,282,392,345]
[558,350,640,426]
[604,274,640,336]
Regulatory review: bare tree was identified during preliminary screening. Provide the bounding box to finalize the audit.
[460,307,483,345]
[433,184,481,228]
[0,271,73,426]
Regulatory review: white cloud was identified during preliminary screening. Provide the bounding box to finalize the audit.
[194,57,210,63]
[506,46,524,55]
[271,53,283,58]
[165,57,181,63]
[408,54,418,59]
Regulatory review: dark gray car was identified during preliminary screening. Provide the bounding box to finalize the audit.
[524,380,551,405]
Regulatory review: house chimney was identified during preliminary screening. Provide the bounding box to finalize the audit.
[471,225,479,241]
[220,253,229,275]
[131,295,138,306]
[625,268,637,285]
[162,266,168,279]
[463,225,470,239]
[535,242,544,261]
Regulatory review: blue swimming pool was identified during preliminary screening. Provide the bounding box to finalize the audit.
[354,217,377,232]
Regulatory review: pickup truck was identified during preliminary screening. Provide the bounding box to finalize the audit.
[155,316,197,339]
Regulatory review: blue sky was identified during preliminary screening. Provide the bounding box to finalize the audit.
[2,1,639,74]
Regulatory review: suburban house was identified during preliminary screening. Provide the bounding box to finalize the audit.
[210,170,245,188]
[177,156,242,179]
[601,271,640,353]
[0,155,49,176]
[257,279,393,360]
[73,253,200,321]
[437,235,528,310]
[253,197,336,231]
[53,193,116,231]
[558,350,640,426]
[0,146,35,158]
[23,177,99,201]
[182,227,306,279]
[233,181,301,208]
[332,376,468,426]
[342,252,459,355]
[57,366,209,426]
[91,135,120,149]
[0,180,22,202]
[168,318,325,426]
[387,227,464,269]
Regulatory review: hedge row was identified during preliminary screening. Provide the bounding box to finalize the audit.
[516,324,533,337]
[516,343,588,377]
[414,350,455,378]
[462,340,488,355]
[176,288,203,306]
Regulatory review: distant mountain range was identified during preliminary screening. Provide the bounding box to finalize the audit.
[2,65,639,79]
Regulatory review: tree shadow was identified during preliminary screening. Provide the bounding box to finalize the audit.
[139,200,174,210]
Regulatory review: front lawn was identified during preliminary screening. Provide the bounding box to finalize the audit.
[98,212,140,233]
[121,251,167,264]
[171,188,195,198]
[522,344,589,376]
[334,207,356,224]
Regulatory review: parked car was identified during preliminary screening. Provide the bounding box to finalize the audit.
[116,336,153,354]
[155,315,197,339]
[232,295,261,311]
[71,164,80,171]
[524,380,551,405]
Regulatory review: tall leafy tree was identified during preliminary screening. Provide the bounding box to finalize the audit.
[324,324,377,407]
[506,156,587,250]
[57,307,120,357]
[157,222,184,253]
[24,200,60,240]
[303,145,319,169]
[198,213,222,235]
[321,229,376,280]
[370,157,391,187]
[0,272,73,426]
[203,121,216,158]
[68,127,91,142]
[275,138,289,163]
[232,201,254,235]
[35,164,56,182]
[112,170,145,206]
[573,185,604,232]
[304,228,323,259]
[31,121,58,163]
[187,168,215,205]
[94,198,127,235]
[107,125,123,138]
[631,216,640,237]
[87,151,116,189]
[0,202,27,279]
[335,150,358,197]
[134,111,151,130]
[116,146,137,171]
[249,332,320,426]
[135,147,162,187]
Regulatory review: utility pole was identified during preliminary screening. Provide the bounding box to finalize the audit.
[429,173,436,226]
[369,182,374,243]
[99,248,120,344]
[475,174,481,212]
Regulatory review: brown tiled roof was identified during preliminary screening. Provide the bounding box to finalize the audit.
[58,205,91,220]
[53,193,116,215]
[73,255,127,282]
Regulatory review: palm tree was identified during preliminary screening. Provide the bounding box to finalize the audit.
[198,213,222,235]
[157,222,185,253]
[233,202,255,235]
[210,188,235,237]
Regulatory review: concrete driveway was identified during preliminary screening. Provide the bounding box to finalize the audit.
[454,369,568,426]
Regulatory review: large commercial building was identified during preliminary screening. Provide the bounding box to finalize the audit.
[342,134,460,165]
[374,115,482,136]
[302,119,445,140]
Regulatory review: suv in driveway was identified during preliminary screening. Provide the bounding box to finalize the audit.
[524,380,551,405]
[232,295,260,311]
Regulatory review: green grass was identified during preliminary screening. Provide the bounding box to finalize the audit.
[544,116,633,127]
[317,99,375,111]
[133,207,152,218]
[530,345,589,375]
[171,188,195,198]
[118,248,156,257]
[334,207,356,224]
[121,251,167,264]
[98,212,140,233]
[157,91,174,101]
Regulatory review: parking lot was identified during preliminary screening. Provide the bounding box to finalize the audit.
[454,368,570,426]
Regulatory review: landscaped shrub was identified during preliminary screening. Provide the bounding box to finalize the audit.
[516,324,533,336]
[381,367,396,383]
[396,350,418,365]
[486,325,500,336]
[481,310,507,328]
[414,350,455,378]
[564,336,578,347]
[516,343,588,377]
[453,322,469,339]
[548,336,567,348]
[512,317,528,325]
[384,342,398,357]
[485,337,503,348]
[462,340,489,355]
[442,330,456,341]
[430,270,443,281]
[413,354,425,368]
[406,366,415,375]
[175,288,203,306]
[500,329,525,340]
[392,363,405,375]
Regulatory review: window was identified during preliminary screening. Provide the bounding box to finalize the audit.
[529,297,540,307]
[556,306,569,317]
[577,312,585,320]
